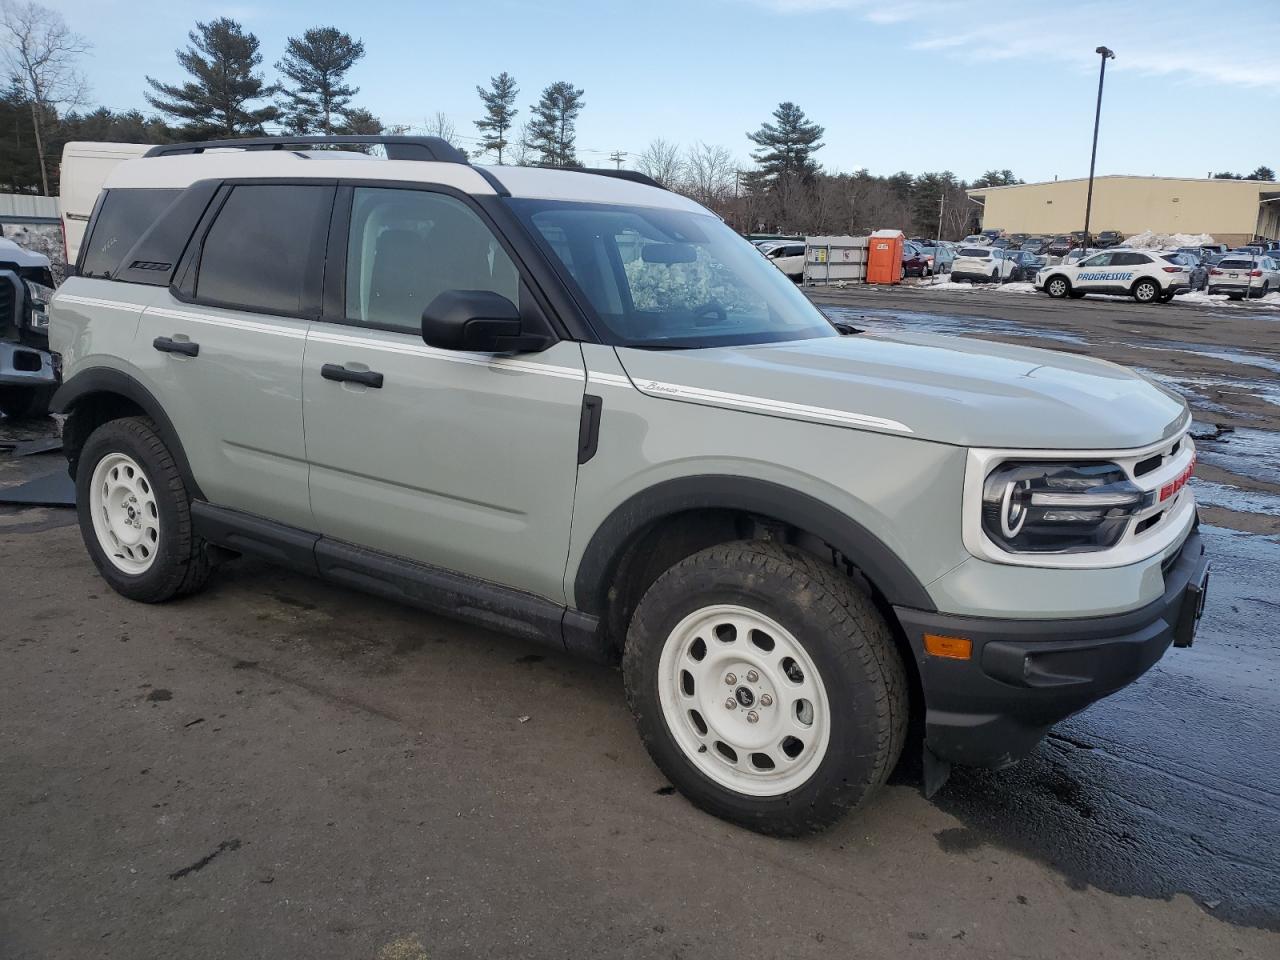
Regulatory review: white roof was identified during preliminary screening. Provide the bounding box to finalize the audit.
[102,151,706,213]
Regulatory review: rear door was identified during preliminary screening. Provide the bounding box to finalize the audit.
[301,184,585,603]
[134,181,332,529]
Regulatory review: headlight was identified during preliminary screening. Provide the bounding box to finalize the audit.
[981,461,1147,554]
[23,280,54,330]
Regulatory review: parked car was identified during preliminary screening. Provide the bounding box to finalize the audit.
[765,241,806,281]
[1047,235,1074,256]
[950,245,1018,282]
[1006,233,1030,247]
[1095,231,1124,248]
[0,236,59,419]
[980,228,1003,242]
[1199,243,1228,257]
[917,242,955,274]
[989,237,1014,249]
[1207,254,1280,299]
[1166,251,1210,290]
[1061,247,1098,266]
[1021,236,1050,255]
[48,134,1209,837]
[902,242,933,278]
[1008,249,1046,281]
[960,233,989,246]
[1036,248,1191,303]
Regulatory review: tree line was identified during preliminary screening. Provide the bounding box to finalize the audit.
[2,0,1275,240]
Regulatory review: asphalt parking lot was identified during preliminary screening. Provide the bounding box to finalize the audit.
[3,287,1279,959]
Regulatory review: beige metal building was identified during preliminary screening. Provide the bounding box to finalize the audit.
[968,175,1280,246]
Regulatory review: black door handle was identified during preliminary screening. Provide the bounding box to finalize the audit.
[153,336,199,357]
[321,363,383,388]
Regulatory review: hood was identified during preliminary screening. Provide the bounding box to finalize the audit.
[0,236,51,269]
[616,331,1189,450]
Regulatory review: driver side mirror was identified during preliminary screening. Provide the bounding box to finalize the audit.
[421,290,549,353]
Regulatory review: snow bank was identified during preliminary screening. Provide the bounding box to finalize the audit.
[920,279,1038,295]
[1175,290,1280,309]
[1123,230,1216,250]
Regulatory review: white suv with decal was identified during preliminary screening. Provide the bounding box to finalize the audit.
[1036,248,1190,303]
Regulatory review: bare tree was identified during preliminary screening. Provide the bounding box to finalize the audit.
[510,119,537,166]
[683,142,736,207]
[423,111,465,152]
[0,0,89,194]
[635,137,684,189]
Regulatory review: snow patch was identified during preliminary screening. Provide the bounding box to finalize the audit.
[1123,230,1216,250]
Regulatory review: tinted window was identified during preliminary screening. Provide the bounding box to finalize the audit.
[1079,253,1112,267]
[345,187,519,334]
[958,247,990,258]
[196,185,332,316]
[80,188,182,279]
[1217,259,1254,269]
[1111,252,1149,266]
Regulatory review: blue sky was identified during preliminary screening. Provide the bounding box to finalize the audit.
[46,0,1280,182]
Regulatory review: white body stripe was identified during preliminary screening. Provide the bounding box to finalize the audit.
[633,379,912,434]
[146,305,308,339]
[54,293,147,312]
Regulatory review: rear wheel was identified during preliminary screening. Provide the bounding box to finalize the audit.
[623,541,908,836]
[1045,275,1070,298]
[0,384,55,420]
[1133,278,1160,303]
[76,416,212,603]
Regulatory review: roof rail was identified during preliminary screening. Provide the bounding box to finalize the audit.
[142,135,469,164]
[578,168,663,189]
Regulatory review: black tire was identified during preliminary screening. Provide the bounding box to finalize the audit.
[1045,275,1071,298]
[75,416,212,603]
[1132,278,1160,303]
[0,384,55,420]
[623,541,908,837]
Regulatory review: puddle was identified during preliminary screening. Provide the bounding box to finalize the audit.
[1138,368,1280,415]
[1193,427,1280,487]
[1118,340,1280,377]
[1188,477,1280,515]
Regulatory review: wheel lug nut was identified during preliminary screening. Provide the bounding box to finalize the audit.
[746,670,759,683]
[746,710,759,724]
[760,694,773,707]
[724,697,737,710]
[724,673,737,685]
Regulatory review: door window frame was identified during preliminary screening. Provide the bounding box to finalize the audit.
[318,179,564,345]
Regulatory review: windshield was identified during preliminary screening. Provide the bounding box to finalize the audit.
[508,199,836,348]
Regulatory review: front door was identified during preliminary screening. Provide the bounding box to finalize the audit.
[302,185,585,603]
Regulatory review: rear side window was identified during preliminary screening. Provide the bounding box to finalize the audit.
[195,184,333,316]
[1111,252,1150,266]
[80,189,182,279]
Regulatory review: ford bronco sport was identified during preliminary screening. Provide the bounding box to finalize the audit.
[49,136,1209,836]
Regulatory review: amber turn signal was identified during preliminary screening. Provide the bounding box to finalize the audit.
[924,634,973,660]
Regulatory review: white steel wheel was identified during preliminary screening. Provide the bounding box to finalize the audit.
[89,452,161,575]
[657,603,831,797]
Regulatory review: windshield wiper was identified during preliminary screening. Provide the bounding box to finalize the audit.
[831,320,863,336]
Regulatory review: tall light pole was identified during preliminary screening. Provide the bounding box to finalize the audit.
[1083,46,1116,246]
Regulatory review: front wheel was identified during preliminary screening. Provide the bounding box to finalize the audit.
[1133,278,1160,303]
[0,384,55,420]
[76,416,213,603]
[623,541,908,836]
[1045,275,1070,298]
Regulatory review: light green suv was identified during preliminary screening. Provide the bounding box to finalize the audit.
[49,136,1209,836]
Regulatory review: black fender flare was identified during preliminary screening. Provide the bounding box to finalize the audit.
[52,368,204,500]
[573,475,936,615]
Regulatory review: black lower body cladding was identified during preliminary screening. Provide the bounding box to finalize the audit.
[893,528,1208,769]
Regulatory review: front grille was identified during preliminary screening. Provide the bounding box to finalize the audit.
[0,275,15,335]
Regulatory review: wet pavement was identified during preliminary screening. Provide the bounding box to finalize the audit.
[3,288,1279,955]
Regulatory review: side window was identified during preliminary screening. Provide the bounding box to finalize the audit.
[345,187,519,333]
[195,184,331,316]
[80,189,182,279]
[1111,252,1146,266]
[1079,253,1113,268]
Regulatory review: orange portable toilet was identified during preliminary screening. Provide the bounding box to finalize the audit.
[866,229,904,285]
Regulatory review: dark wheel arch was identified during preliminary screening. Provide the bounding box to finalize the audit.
[573,475,937,620]
[52,368,204,500]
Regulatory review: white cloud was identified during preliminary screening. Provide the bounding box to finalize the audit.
[749,0,1280,89]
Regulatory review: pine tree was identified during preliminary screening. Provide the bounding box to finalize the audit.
[526,81,584,168]
[333,107,382,136]
[145,18,278,139]
[275,27,364,135]
[474,71,518,163]
[747,102,824,184]
[1249,165,1276,182]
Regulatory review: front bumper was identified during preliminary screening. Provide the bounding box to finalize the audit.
[0,339,58,388]
[894,527,1209,769]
